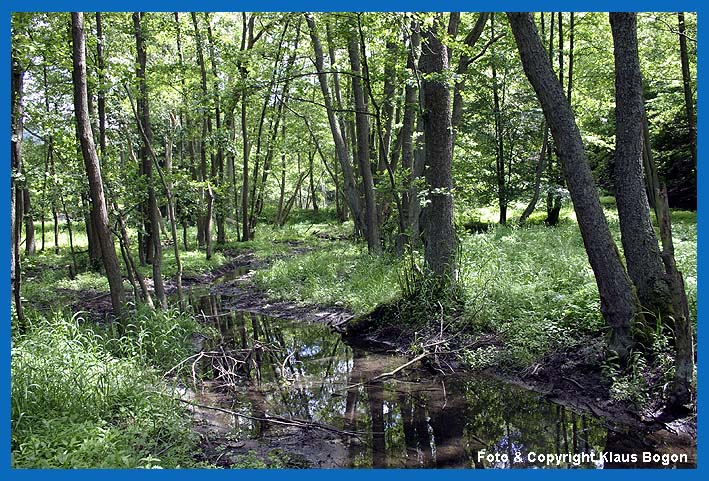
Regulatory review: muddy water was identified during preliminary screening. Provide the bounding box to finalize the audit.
[181,284,696,469]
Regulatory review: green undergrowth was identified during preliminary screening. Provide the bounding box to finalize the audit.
[253,242,403,315]
[252,205,696,377]
[459,207,696,370]
[11,307,206,468]
[459,223,605,368]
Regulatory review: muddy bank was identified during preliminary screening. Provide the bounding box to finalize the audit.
[339,309,696,445]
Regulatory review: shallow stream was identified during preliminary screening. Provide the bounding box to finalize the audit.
[178,271,696,469]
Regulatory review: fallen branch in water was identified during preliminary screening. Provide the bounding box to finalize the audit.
[340,351,431,391]
[178,398,364,439]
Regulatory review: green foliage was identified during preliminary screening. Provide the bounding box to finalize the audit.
[100,305,202,373]
[254,243,402,314]
[457,206,696,371]
[602,350,650,407]
[463,345,500,371]
[458,221,604,367]
[11,311,201,468]
[228,449,304,468]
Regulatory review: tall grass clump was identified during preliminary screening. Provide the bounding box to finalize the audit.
[459,223,605,367]
[253,243,402,314]
[11,311,199,468]
[101,304,202,373]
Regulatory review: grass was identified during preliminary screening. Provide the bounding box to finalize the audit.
[11,308,204,468]
[463,205,696,369]
[252,202,696,372]
[459,223,606,367]
[21,211,352,310]
[253,242,403,315]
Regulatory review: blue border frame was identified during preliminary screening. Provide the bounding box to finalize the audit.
[2,1,703,479]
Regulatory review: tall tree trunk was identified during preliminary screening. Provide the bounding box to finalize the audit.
[250,19,290,226]
[60,194,78,275]
[42,62,61,255]
[205,13,226,244]
[400,20,421,247]
[677,12,697,168]
[305,13,363,233]
[23,188,36,255]
[567,12,575,104]
[276,123,287,225]
[347,16,381,255]
[610,12,673,323]
[134,12,166,308]
[255,24,301,221]
[308,150,319,212]
[519,122,549,224]
[192,12,212,250]
[96,12,107,158]
[11,47,24,323]
[165,116,185,306]
[508,12,641,362]
[490,14,506,225]
[518,12,552,224]
[83,187,104,270]
[357,16,406,253]
[419,15,456,279]
[546,12,564,225]
[239,13,252,241]
[241,91,250,241]
[72,11,125,317]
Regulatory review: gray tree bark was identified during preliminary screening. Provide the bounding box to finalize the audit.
[508,12,640,361]
[610,12,672,321]
[134,12,167,308]
[305,13,363,233]
[419,15,457,279]
[72,12,125,317]
[400,20,421,247]
[348,16,381,255]
[677,12,697,168]
[23,188,36,255]
[11,46,24,322]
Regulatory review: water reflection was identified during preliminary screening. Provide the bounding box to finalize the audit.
[185,289,695,469]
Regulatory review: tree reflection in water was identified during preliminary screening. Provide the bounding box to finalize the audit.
[186,290,695,468]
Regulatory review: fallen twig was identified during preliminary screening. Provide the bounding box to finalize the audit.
[341,351,430,391]
[178,398,363,439]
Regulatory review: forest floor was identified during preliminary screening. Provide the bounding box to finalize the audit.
[13,204,697,467]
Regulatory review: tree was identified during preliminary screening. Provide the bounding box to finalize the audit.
[677,12,697,168]
[419,14,456,280]
[71,11,125,317]
[611,12,694,409]
[305,13,363,234]
[399,20,421,246]
[347,14,381,254]
[191,12,213,251]
[507,12,641,362]
[489,14,507,225]
[11,34,25,323]
[134,12,167,308]
[609,12,672,322]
